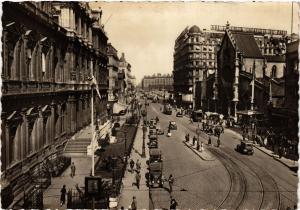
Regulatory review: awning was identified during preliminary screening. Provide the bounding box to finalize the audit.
[113,102,128,114]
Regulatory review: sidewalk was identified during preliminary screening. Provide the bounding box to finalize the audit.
[226,128,298,171]
[117,121,150,209]
[43,126,95,209]
[254,144,298,171]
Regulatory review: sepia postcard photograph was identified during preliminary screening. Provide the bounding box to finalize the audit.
[0,1,299,209]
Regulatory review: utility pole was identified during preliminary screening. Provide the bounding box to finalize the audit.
[251,60,256,111]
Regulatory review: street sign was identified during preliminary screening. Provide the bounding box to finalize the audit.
[196,128,201,135]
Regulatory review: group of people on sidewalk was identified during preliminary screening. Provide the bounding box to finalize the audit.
[129,159,142,189]
[59,162,77,207]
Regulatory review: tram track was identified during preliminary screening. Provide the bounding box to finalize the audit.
[222,147,282,210]
[149,104,284,209]
[208,148,247,210]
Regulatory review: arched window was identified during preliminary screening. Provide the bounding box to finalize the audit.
[271,65,277,78]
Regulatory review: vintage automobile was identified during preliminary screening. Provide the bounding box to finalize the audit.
[192,110,203,122]
[236,140,254,155]
[149,133,158,141]
[149,149,162,163]
[176,112,183,117]
[149,129,157,135]
[149,162,164,188]
[163,104,172,115]
[148,140,158,149]
[169,121,177,130]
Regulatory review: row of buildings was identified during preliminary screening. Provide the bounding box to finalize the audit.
[173,22,298,139]
[141,73,173,91]
[1,2,136,208]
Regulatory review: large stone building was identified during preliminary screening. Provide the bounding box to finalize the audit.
[141,73,173,91]
[1,2,108,208]
[205,23,288,118]
[107,43,120,102]
[173,25,223,109]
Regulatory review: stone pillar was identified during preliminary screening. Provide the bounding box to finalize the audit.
[21,110,27,159]
[68,95,77,133]
[50,102,56,143]
[5,123,11,167]
[37,108,44,150]
[78,98,83,129]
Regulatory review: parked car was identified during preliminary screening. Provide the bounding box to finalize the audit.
[149,129,157,135]
[236,140,254,155]
[148,140,158,149]
[149,133,158,141]
[176,112,183,117]
[148,162,164,188]
[149,149,162,163]
[169,121,177,130]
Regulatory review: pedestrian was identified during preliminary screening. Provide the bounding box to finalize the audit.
[170,197,178,210]
[130,196,137,210]
[136,159,141,172]
[130,159,135,173]
[60,185,67,206]
[70,162,76,178]
[193,136,197,146]
[279,146,283,159]
[168,174,174,193]
[189,116,193,124]
[135,171,141,189]
[185,133,190,142]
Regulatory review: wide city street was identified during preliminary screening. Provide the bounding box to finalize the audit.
[146,102,298,210]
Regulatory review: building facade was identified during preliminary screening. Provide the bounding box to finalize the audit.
[118,53,135,103]
[211,24,287,116]
[107,43,120,102]
[1,2,108,208]
[141,73,173,91]
[173,25,223,109]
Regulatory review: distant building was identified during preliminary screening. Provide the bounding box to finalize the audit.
[118,53,135,103]
[141,73,173,91]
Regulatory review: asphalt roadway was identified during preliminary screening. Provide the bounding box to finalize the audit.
[146,102,298,210]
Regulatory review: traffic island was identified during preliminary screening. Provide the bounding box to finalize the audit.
[183,141,215,161]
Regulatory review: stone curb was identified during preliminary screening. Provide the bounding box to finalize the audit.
[183,141,215,161]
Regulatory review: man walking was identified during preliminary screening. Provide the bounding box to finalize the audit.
[60,185,67,207]
[135,171,141,189]
[70,162,76,178]
[131,196,137,210]
[168,174,174,193]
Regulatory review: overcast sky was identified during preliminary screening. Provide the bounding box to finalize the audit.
[89,2,299,84]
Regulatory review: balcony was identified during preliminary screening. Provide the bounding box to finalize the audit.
[2,80,92,96]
